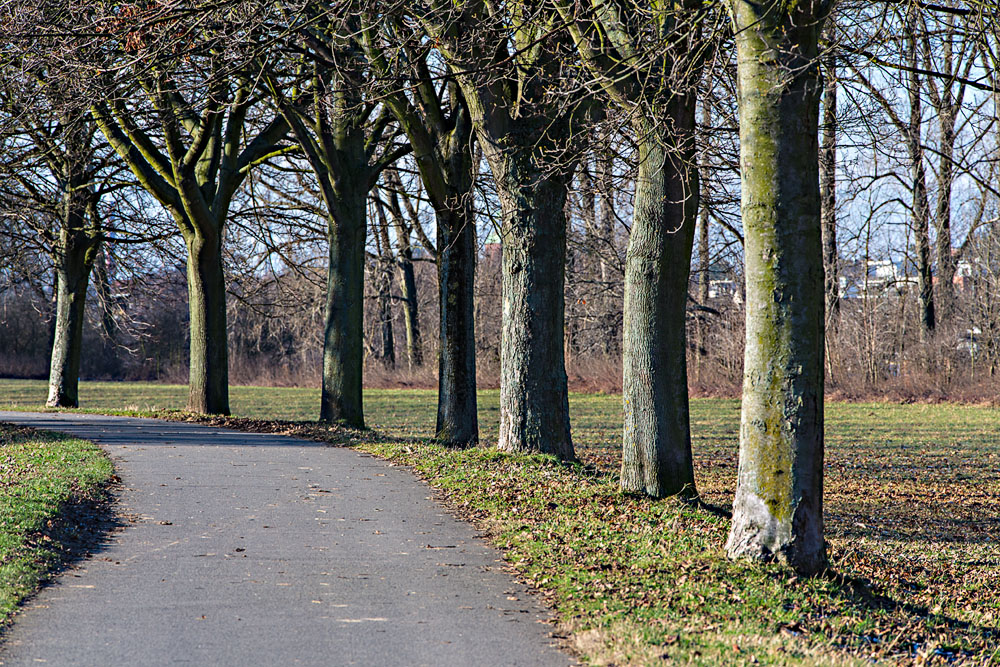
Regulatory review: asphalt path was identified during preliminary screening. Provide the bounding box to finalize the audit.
[0,412,572,666]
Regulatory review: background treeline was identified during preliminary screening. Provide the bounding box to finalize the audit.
[4,67,1000,404]
[2,1,998,405]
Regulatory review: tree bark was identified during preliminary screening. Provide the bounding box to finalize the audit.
[905,13,936,338]
[92,239,117,343]
[185,230,230,415]
[698,192,710,306]
[423,7,575,459]
[724,0,829,576]
[388,95,480,447]
[375,222,396,368]
[594,149,619,357]
[696,187,710,385]
[933,107,956,322]
[376,260,395,368]
[820,47,839,322]
[621,106,698,498]
[46,209,97,408]
[320,192,367,427]
[93,72,289,417]
[495,162,575,460]
[395,232,423,368]
[436,199,479,446]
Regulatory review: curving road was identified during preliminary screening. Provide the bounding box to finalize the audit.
[0,412,572,667]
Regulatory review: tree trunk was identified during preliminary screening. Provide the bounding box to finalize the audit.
[905,13,936,338]
[396,241,423,368]
[698,201,710,305]
[93,245,117,342]
[495,165,575,460]
[697,100,711,382]
[374,223,396,369]
[185,231,230,415]
[820,48,839,322]
[934,107,956,322]
[621,108,698,498]
[595,150,619,357]
[320,192,367,427]
[436,200,479,446]
[376,257,395,368]
[724,0,828,576]
[46,218,97,408]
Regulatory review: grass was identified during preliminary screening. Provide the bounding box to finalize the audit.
[1,378,998,664]
[0,421,114,629]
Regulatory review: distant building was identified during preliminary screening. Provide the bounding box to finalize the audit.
[708,279,743,305]
[482,228,501,263]
[838,259,916,299]
[838,255,981,300]
[947,260,974,291]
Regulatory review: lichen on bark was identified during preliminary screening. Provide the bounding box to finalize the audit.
[724,0,830,575]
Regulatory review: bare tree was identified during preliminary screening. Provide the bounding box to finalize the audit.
[363,24,480,445]
[265,5,409,427]
[83,4,292,414]
[724,0,830,576]
[411,0,586,459]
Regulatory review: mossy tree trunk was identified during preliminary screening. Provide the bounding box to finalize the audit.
[184,229,230,414]
[724,0,830,576]
[46,192,99,408]
[320,189,368,425]
[556,0,704,491]
[621,110,698,498]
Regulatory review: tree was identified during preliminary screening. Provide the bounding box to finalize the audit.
[381,170,423,370]
[820,24,839,323]
[266,7,408,426]
[922,9,977,324]
[904,10,937,338]
[723,0,830,575]
[556,0,708,497]
[371,199,397,368]
[413,0,584,459]
[362,27,480,446]
[0,26,123,408]
[0,115,103,408]
[89,4,291,414]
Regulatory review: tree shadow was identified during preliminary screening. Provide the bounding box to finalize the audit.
[815,566,998,660]
[0,481,124,641]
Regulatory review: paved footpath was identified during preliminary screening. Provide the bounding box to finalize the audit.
[0,412,572,666]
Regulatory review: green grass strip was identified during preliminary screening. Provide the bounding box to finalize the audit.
[0,423,114,628]
[358,440,996,665]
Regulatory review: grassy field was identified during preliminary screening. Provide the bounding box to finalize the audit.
[0,421,114,629]
[1,378,998,664]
